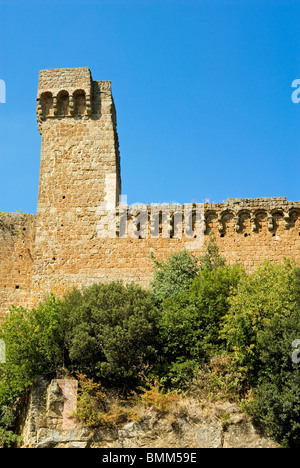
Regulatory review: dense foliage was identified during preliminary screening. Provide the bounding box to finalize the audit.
[0,295,64,446]
[154,262,244,388]
[249,309,300,448]
[220,260,297,386]
[61,281,158,390]
[150,249,199,304]
[1,239,300,447]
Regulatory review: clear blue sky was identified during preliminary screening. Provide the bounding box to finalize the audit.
[0,0,299,213]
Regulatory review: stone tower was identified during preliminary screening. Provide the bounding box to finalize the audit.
[1,66,300,314]
[32,68,121,299]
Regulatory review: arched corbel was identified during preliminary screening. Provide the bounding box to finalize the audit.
[283,212,290,230]
[267,214,274,232]
[86,94,92,115]
[36,98,43,123]
[218,217,225,235]
[234,215,241,233]
[69,95,75,115]
[251,216,258,233]
[53,96,58,116]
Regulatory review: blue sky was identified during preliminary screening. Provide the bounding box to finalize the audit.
[0,0,299,213]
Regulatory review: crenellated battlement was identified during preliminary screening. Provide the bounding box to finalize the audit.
[0,68,299,313]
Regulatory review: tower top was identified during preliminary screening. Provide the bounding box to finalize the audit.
[35,67,114,134]
[36,67,114,134]
[37,67,92,98]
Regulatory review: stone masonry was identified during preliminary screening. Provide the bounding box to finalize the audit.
[0,67,300,313]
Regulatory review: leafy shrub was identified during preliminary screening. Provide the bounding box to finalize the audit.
[150,249,199,304]
[0,295,64,446]
[190,353,245,402]
[154,262,244,389]
[62,281,159,391]
[189,263,244,353]
[75,373,136,428]
[0,295,64,396]
[247,309,300,447]
[74,373,107,427]
[139,379,179,414]
[220,260,297,385]
[199,234,226,272]
[0,427,21,448]
[150,235,227,306]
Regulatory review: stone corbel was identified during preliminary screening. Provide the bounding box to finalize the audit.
[218,218,225,235]
[251,216,258,233]
[86,94,92,115]
[234,216,240,233]
[267,215,274,232]
[53,96,58,116]
[36,98,43,122]
[69,95,74,115]
[283,213,290,230]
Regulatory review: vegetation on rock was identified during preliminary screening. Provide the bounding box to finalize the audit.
[1,238,300,447]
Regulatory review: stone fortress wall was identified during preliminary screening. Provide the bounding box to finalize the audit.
[0,67,299,313]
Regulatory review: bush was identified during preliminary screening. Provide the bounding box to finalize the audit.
[75,373,135,428]
[0,295,64,394]
[199,234,226,272]
[248,309,300,447]
[189,263,244,353]
[153,248,244,389]
[150,249,199,304]
[190,353,244,402]
[220,260,297,385]
[0,295,64,446]
[139,379,179,414]
[62,281,159,391]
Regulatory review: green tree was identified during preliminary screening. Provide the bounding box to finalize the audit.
[0,295,64,446]
[150,249,199,304]
[220,260,297,386]
[248,309,300,447]
[0,295,64,398]
[199,234,226,271]
[153,243,244,389]
[62,281,159,391]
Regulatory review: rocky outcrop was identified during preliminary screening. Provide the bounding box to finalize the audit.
[18,378,278,449]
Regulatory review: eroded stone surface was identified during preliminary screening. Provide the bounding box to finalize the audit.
[19,379,278,449]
